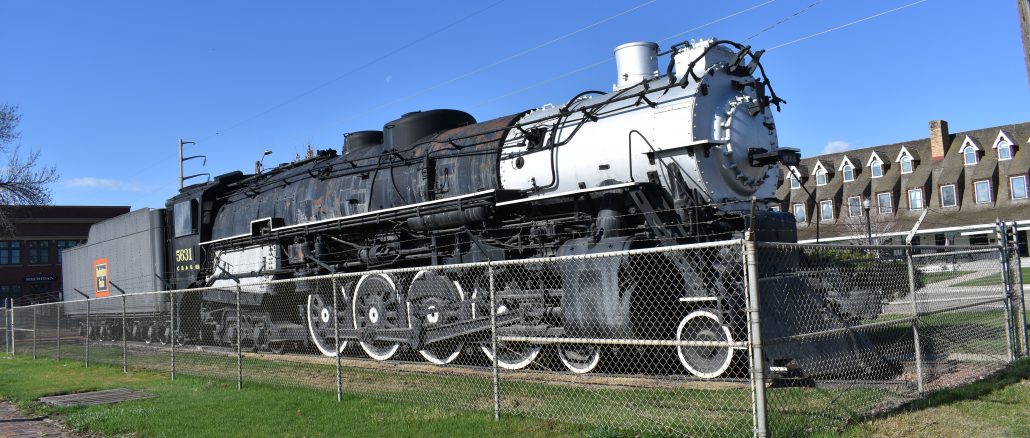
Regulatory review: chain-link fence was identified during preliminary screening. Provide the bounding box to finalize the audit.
[4,238,1026,437]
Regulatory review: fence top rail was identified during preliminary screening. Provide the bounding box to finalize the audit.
[758,242,999,252]
[13,301,64,310]
[37,238,745,307]
[911,248,999,259]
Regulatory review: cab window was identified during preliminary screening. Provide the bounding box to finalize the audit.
[174,200,199,237]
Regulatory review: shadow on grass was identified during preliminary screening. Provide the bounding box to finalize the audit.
[877,357,1030,419]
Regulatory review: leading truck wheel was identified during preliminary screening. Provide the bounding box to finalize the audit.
[676,310,735,379]
[306,290,348,357]
[353,274,403,361]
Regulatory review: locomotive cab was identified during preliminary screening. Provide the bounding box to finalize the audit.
[167,191,204,289]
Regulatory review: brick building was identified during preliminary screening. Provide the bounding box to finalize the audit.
[774,120,1030,253]
[0,205,129,304]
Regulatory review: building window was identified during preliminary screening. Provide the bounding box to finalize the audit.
[900,156,913,174]
[870,160,883,178]
[0,241,20,265]
[815,170,827,186]
[842,164,854,182]
[1010,175,1028,200]
[56,240,78,264]
[876,192,893,214]
[28,240,51,265]
[789,173,800,189]
[973,180,992,204]
[907,188,924,210]
[963,146,978,165]
[792,203,806,223]
[0,285,21,299]
[847,196,862,217]
[998,141,1013,161]
[819,200,833,221]
[940,184,957,207]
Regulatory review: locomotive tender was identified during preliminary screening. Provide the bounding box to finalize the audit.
[63,39,813,377]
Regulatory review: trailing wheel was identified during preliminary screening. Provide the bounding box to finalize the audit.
[158,324,170,345]
[558,345,602,374]
[675,309,735,379]
[353,273,404,361]
[410,270,467,365]
[476,298,541,370]
[306,289,348,357]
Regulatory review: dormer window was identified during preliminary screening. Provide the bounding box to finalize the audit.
[895,146,916,174]
[870,160,883,178]
[999,142,1013,160]
[960,136,980,166]
[994,131,1015,161]
[867,152,886,179]
[963,146,978,165]
[811,162,830,186]
[789,173,800,189]
[838,157,857,183]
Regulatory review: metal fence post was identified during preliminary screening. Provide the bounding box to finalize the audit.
[57,302,61,361]
[489,265,501,422]
[905,246,925,397]
[9,301,13,356]
[744,239,769,438]
[1012,220,1028,357]
[170,292,176,380]
[85,299,90,368]
[997,222,1016,361]
[122,294,128,372]
[236,286,243,390]
[2,299,7,354]
[332,276,342,402]
[32,306,36,360]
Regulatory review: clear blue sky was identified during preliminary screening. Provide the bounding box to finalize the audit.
[2,0,1027,209]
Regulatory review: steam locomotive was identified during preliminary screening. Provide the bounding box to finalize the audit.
[64,39,815,377]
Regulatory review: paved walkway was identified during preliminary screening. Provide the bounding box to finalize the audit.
[0,402,77,438]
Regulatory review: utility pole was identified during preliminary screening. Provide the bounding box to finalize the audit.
[1019,0,1030,91]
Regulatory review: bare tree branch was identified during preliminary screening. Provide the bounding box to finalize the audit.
[0,103,20,148]
[0,105,60,235]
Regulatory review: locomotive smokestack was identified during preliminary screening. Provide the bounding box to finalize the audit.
[613,42,658,91]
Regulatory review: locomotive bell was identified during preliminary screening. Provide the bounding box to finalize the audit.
[613,42,658,91]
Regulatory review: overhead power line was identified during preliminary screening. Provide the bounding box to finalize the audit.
[767,0,930,51]
[363,0,659,113]
[201,0,507,142]
[471,0,780,108]
[744,0,824,42]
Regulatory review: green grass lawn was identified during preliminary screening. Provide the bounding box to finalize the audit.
[919,270,973,285]
[952,267,1030,287]
[2,355,1029,437]
[841,358,1030,437]
[0,355,581,438]
[5,308,1028,437]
